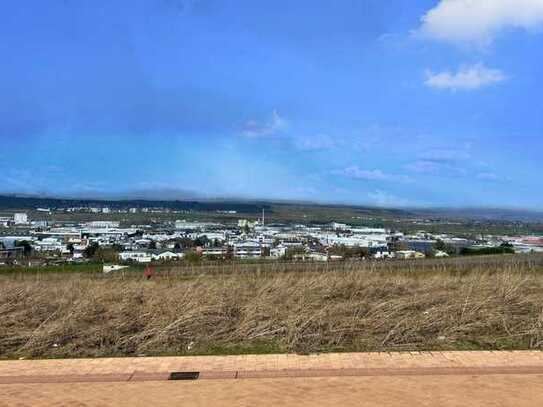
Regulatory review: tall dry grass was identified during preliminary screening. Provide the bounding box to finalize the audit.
[1,254,543,359]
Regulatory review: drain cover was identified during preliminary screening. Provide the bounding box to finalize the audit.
[169,371,200,380]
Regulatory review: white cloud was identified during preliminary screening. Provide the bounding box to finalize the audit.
[340,166,410,182]
[476,172,499,181]
[344,167,391,181]
[242,110,287,138]
[476,172,512,182]
[405,160,442,174]
[421,148,471,161]
[294,134,336,151]
[425,64,506,91]
[418,0,543,46]
[405,160,468,177]
[367,190,409,207]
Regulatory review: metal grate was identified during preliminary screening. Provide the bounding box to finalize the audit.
[169,371,200,380]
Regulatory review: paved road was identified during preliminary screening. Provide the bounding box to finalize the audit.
[1,351,542,406]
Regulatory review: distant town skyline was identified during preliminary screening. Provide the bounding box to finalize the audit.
[2,1,542,208]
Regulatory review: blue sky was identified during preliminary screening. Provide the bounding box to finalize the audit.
[1,0,542,208]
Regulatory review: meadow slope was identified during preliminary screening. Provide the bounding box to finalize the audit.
[2,255,543,359]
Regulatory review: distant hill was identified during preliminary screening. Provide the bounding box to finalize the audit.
[414,208,543,223]
[0,195,270,214]
[0,194,541,223]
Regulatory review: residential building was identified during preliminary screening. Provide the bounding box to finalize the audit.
[119,251,152,263]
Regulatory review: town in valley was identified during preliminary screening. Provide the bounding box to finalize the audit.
[1,198,542,270]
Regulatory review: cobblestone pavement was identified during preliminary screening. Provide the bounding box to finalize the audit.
[1,351,542,406]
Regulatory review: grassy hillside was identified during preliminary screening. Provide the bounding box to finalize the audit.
[2,254,543,359]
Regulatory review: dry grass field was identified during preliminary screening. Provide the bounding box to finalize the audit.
[2,254,543,359]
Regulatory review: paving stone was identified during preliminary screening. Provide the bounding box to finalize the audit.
[1,351,543,406]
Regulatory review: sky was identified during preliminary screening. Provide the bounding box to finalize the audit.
[1,0,542,208]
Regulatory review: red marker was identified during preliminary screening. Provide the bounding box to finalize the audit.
[143,266,154,280]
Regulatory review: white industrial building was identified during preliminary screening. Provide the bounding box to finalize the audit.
[14,213,28,225]
[233,241,263,258]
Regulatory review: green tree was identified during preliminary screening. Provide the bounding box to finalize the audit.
[284,247,306,260]
[434,239,457,255]
[184,251,201,264]
[93,247,119,263]
[173,237,195,249]
[15,240,33,257]
[111,244,124,252]
[83,242,99,258]
[194,236,210,247]
[328,245,369,259]
[460,246,515,256]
